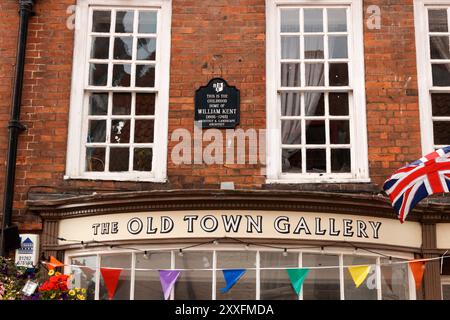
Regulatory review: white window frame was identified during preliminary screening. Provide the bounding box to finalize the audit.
[414,0,450,154]
[65,244,415,300]
[65,0,171,182]
[266,0,369,183]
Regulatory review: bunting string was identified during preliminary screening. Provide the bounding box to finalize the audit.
[42,254,450,272]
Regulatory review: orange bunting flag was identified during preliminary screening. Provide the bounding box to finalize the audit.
[47,256,64,270]
[409,261,426,289]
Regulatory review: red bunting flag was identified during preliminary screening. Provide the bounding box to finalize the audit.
[47,256,64,270]
[100,268,122,300]
[409,261,426,289]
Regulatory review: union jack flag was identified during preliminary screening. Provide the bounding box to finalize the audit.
[383,146,450,222]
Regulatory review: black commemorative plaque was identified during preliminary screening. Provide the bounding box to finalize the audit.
[195,78,240,128]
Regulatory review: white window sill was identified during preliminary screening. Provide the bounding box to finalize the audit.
[64,174,167,183]
[266,178,372,184]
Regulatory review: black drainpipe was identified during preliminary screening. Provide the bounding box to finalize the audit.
[0,0,36,256]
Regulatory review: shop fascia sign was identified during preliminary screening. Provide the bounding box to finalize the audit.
[90,213,382,239]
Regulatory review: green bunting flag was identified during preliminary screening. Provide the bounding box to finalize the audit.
[286,268,310,295]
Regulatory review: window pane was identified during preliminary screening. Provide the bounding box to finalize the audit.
[344,256,377,300]
[331,149,351,173]
[303,254,340,300]
[282,120,302,144]
[281,36,300,59]
[89,93,108,115]
[137,38,157,60]
[92,11,111,32]
[306,149,326,172]
[328,8,347,32]
[139,11,157,34]
[306,120,325,144]
[304,35,324,59]
[281,92,301,116]
[260,252,298,300]
[305,63,324,86]
[70,256,97,300]
[99,254,131,300]
[89,63,108,86]
[329,36,348,59]
[91,37,110,59]
[136,65,155,87]
[114,37,133,60]
[111,120,130,143]
[216,251,256,300]
[134,252,170,300]
[281,9,300,32]
[443,285,450,300]
[305,92,324,116]
[175,252,213,300]
[432,64,450,86]
[112,64,131,87]
[87,120,106,142]
[86,147,105,172]
[381,259,410,300]
[134,148,153,171]
[329,93,349,115]
[135,120,155,143]
[109,148,130,171]
[430,36,450,60]
[136,93,156,115]
[304,9,323,32]
[428,9,448,32]
[329,63,348,86]
[282,149,302,173]
[433,121,450,145]
[115,11,134,33]
[431,93,450,116]
[281,63,300,87]
[330,120,350,144]
[112,93,132,115]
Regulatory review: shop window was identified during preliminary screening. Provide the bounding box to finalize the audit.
[443,283,450,299]
[175,252,213,300]
[70,255,97,300]
[260,252,299,300]
[415,2,450,152]
[302,253,340,300]
[68,248,414,300]
[381,258,410,300]
[216,251,257,300]
[343,256,377,300]
[266,0,368,183]
[99,254,131,300]
[66,0,171,182]
[135,252,171,300]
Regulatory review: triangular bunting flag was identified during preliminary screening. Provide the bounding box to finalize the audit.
[286,268,310,295]
[100,268,122,300]
[348,265,371,288]
[409,261,426,289]
[221,269,246,294]
[159,270,181,300]
[47,256,64,270]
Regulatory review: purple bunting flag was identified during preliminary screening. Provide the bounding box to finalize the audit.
[159,270,181,300]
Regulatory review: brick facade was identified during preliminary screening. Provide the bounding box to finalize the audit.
[0,0,423,227]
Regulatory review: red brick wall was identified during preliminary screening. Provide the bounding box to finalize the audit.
[0,0,423,226]
[363,1,422,185]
